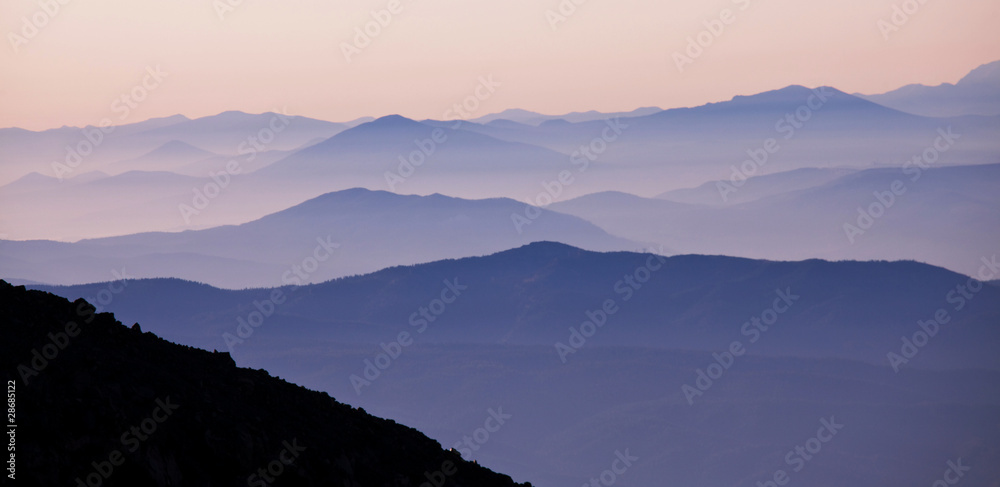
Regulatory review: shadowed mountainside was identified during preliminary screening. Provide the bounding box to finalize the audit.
[0,280,528,487]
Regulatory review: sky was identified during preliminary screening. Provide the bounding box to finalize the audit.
[2,0,998,130]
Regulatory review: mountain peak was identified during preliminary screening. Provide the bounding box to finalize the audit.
[337,114,429,135]
[371,114,420,125]
[728,85,845,105]
[145,140,214,157]
[495,240,589,259]
[959,59,1000,86]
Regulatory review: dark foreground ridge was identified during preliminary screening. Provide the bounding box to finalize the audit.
[0,280,527,487]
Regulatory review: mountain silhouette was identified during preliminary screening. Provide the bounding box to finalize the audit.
[0,280,528,486]
[1,189,637,288]
[858,59,1000,117]
[551,163,1000,277]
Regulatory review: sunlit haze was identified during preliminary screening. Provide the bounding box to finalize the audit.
[2,0,999,130]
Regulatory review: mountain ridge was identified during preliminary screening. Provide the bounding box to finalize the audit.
[0,280,528,486]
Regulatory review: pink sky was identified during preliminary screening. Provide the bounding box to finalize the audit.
[2,0,998,130]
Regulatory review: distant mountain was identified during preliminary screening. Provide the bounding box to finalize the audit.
[129,110,350,154]
[657,167,857,205]
[0,280,527,487]
[858,60,1000,117]
[0,170,212,239]
[104,140,217,174]
[0,172,63,196]
[453,85,1000,193]
[129,139,214,159]
[0,111,346,182]
[551,163,1000,277]
[4,84,999,242]
[250,114,594,201]
[469,108,550,125]
[276,115,566,169]
[106,114,191,136]
[0,189,638,288]
[470,107,662,125]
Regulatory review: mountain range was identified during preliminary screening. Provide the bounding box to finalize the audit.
[3,59,999,486]
[3,60,999,244]
[25,244,1000,487]
[551,163,1000,277]
[0,189,636,288]
[858,59,1000,117]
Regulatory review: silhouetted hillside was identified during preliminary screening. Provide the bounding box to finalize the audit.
[0,280,527,487]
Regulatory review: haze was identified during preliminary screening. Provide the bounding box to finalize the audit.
[2,0,999,130]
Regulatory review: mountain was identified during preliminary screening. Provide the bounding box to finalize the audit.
[452,85,1000,193]
[0,189,638,288]
[470,107,662,125]
[132,110,350,154]
[0,111,348,186]
[256,115,578,200]
[656,167,857,205]
[0,280,527,486]
[105,114,191,136]
[25,246,1000,487]
[30,241,1000,369]
[469,109,550,125]
[0,170,210,240]
[551,163,1000,277]
[104,140,217,174]
[4,85,1000,242]
[858,60,1000,117]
